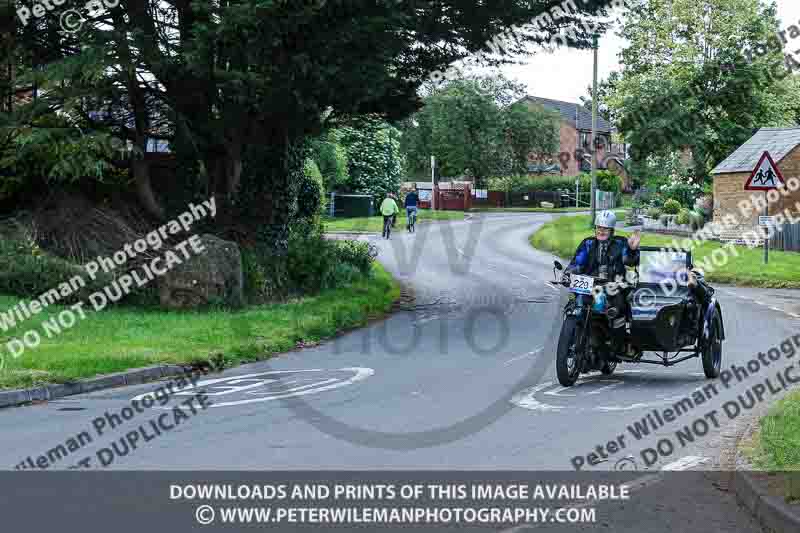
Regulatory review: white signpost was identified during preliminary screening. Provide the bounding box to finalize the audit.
[759,216,777,227]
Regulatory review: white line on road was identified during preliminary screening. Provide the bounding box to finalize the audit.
[544,282,559,292]
[503,348,544,366]
[661,456,709,471]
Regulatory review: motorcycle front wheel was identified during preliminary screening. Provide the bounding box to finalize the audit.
[556,316,582,386]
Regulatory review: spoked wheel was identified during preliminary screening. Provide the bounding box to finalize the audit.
[601,360,617,375]
[702,314,723,379]
[556,317,582,386]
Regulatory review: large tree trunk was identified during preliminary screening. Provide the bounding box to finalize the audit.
[133,159,165,219]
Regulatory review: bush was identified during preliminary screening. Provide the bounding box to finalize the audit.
[646,207,662,219]
[596,170,623,194]
[330,239,377,276]
[689,211,705,231]
[676,208,691,225]
[488,174,591,194]
[297,159,325,221]
[243,218,378,302]
[659,180,703,207]
[663,199,681,214]
[0,234,112,302]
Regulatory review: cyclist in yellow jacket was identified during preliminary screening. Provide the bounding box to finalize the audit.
[380,194,400,239]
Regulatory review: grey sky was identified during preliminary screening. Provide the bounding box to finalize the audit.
[497,0,800,105]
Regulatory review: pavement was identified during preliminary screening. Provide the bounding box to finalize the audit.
[2,211,799,531]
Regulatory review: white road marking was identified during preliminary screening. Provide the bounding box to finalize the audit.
[544,282,560,292]
[511,382,566,411]
[770,306,785,313]
[661,456,709,471]
[512,371,704,413]
[131,368,374,408]
[503,348,543,366]
[518,273,531,280]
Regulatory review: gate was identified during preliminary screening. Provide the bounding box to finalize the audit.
[434,183,472,211]
[769,222,800,252]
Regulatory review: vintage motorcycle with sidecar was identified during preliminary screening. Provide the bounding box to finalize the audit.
[552,246,725,387]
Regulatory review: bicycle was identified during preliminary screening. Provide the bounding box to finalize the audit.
[383,215,393,239]
[407,208,417,233]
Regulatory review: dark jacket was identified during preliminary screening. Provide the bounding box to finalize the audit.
[405,192,419,208]
[567,236,640,279]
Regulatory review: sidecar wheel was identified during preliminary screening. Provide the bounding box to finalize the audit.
[557,317,581,387]
[702,314,723,379]
[601,361,617,375]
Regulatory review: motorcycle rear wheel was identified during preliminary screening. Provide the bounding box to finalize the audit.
[556,316,582,386]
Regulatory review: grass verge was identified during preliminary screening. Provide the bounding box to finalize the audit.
[324,209,464,233]
[748,391,800,472]
[0,262,400,390]
[530,214,800,288]
[744,391,800,504]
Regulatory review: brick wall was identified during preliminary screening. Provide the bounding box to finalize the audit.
[713,144,800,241]
[559,122,578,175]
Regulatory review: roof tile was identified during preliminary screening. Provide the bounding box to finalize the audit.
[711,127,800,174]
[522,96,612,133]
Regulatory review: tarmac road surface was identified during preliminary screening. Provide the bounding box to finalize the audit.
[2,212,794,532]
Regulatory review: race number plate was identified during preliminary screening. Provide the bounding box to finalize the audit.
[569,274,594,295]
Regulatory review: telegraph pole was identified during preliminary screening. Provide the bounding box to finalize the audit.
[431,155,436,210]
[590,33,599,227]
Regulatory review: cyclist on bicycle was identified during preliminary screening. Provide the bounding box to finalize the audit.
[404,188,419,233]
[380,193,400,239]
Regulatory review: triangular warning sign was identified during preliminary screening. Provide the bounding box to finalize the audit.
[745,151,785,191]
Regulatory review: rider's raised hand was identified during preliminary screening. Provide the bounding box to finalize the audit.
[628,230,641,250]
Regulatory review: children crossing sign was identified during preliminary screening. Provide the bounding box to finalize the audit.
[745,151,785,190]
[744,151,785,265]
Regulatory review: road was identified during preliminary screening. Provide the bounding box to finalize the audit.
[2,212,797,531]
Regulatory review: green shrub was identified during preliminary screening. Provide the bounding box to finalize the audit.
[646,207,662,219]
[490,174,591,193]
[676,208,691,225]
[242,218,378,302]
[330,240,377,276]
[689,211,705,231]
[297,159,325,221]
[596,170,623,193]
[663,199,681,214]
[0,236,112,302]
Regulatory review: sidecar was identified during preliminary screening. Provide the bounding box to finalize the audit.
[625,246,725,378]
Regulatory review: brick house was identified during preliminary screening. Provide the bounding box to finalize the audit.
[519,96,631,190]
[711,127,800,242]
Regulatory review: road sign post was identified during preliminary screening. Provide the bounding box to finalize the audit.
[764,191,769,265]
[431,155,436,211]
[746,151,785,265]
